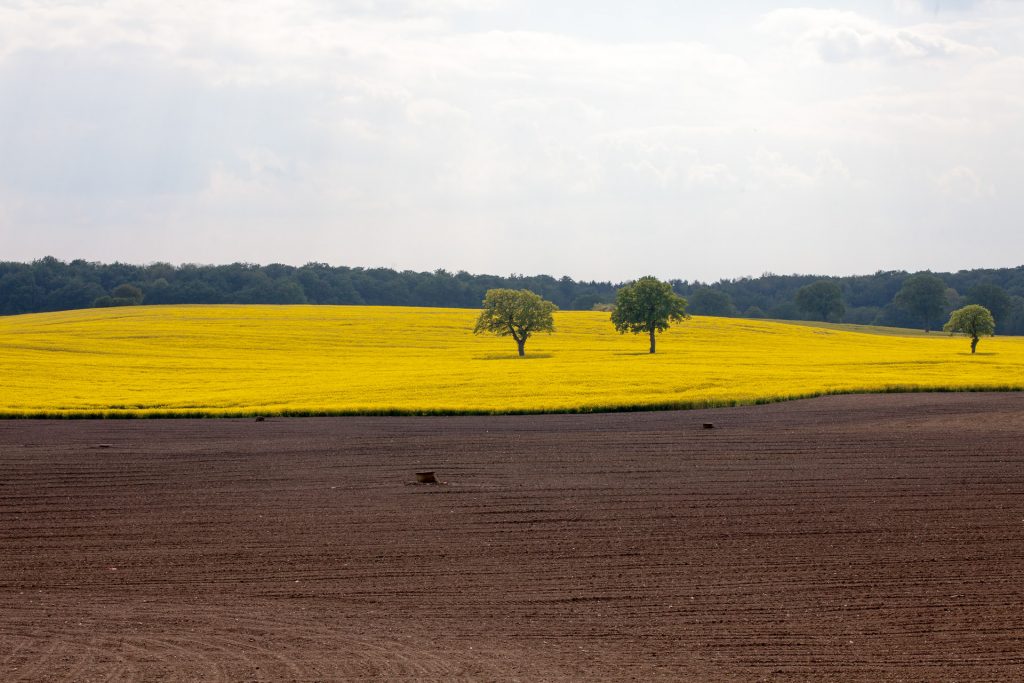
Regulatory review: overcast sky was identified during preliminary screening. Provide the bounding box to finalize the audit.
[1,0,1022,282]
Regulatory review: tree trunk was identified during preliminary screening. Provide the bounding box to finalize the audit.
[649,327,656,354]
[517,338,526,357]
[971,336,978,354]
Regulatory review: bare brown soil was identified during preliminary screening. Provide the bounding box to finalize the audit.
[2,393,1024,681]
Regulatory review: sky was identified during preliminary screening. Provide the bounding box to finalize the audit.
[0,0,1022,282]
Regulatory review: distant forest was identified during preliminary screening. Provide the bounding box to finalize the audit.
[3,257,1024,334]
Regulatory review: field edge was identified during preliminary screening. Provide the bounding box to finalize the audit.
[3,384,1022,419]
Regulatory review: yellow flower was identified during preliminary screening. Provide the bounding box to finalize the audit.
[0,305,1020,417]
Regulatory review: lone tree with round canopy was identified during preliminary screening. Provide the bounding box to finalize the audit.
[943,304,995,354]
[473,288,557,357]
[611,276,689,354]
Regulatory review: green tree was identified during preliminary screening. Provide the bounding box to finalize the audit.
[570,292,609,311]
[611,276,689,354]
[473,288,557,357]
[943,304,995,354]
[795,280,844,321]
[0,269,42,314]
[966,282,1011,327]
[894,273,948,332]
[743,305,766,318]
[111,283,144,304]
[95,283,144,307]
[688,288,737,317]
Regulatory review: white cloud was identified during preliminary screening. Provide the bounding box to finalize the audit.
[749,148,817,189]
[405,98,470,126]
[687,163,738,189]
[894,0,988,16]
[935,165,994,200]
[758,8,993,64]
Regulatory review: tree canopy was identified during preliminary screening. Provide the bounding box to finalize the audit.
[795,280,844,322]
[943,304,995,354]
[94,283,144,308]
[610,276,689,354]
[687,287,736,317]
[895,272,949,332]
[966,282,1011,325]
[473,288,557,357]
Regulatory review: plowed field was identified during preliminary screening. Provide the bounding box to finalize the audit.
[2,393,1024,681]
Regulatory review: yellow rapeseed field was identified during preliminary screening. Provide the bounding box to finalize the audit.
[1,304,1021,417]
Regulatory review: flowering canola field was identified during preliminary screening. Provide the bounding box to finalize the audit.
[1,304,1022,417]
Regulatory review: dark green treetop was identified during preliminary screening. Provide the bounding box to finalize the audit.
[895,272,948,332]
[795,280,844,322]
[688,287,737,317]
[966,282,1011,326]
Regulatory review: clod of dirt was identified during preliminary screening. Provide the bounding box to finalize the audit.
[702,423,715,429]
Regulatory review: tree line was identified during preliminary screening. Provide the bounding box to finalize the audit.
[2,256,1023,334]
[678,270,1024,335]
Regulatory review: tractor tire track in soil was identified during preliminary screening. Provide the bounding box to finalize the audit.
[1,393,1023,681]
